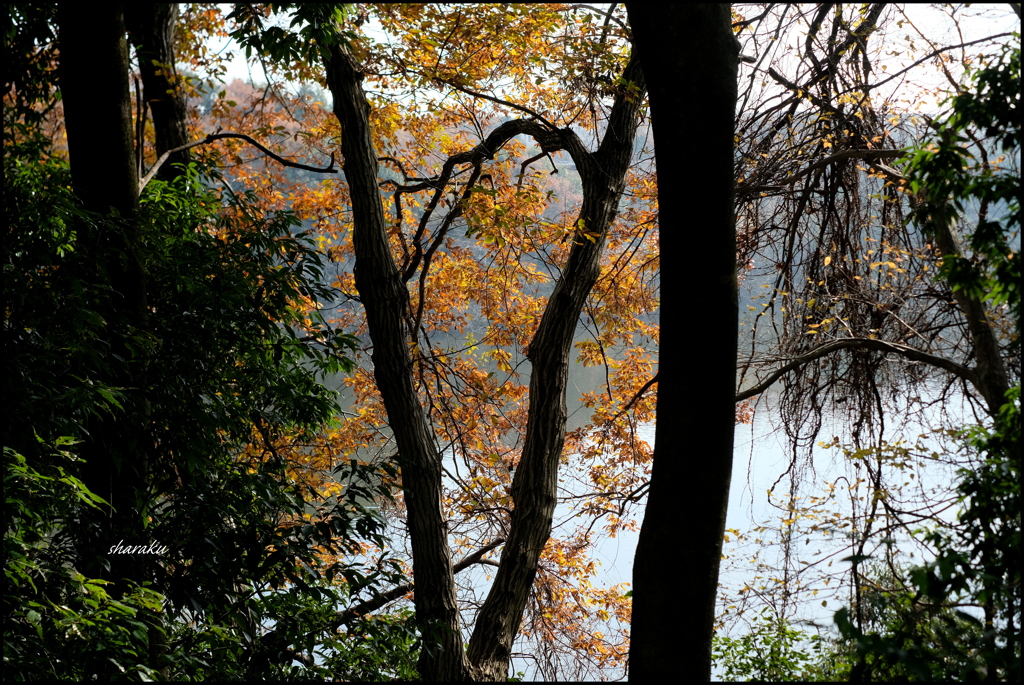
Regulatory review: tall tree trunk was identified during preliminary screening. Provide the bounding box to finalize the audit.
[58,2,156,675]
[626,5,739,681]
[467,52,646,682]
[59,1,147,574]
[125,2,190,181]
[322,43,469,681]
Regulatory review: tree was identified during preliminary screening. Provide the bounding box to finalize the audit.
[625,4,739,680]
[834,39,1020,682]
[225,3,656,679]
[4,4,407,679]
[10,3,1011,680]
[713,3,1018,643]
[203,5,1019,679]
[322,10,646,681]
[125,3,191,182]
[707,30,1019,676]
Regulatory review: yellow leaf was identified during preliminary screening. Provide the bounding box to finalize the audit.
[824,255,832,266]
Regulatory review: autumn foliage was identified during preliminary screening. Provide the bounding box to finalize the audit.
[170,3,672,674]
[7,2,1018,680]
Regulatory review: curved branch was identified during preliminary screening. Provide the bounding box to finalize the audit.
[400,118,582,285]
[610,372,659,422]
[734,338,980,402]
[516,151,558,189]
[139,132,337,191]
[330,537,506,630]
[867,33,1016,94]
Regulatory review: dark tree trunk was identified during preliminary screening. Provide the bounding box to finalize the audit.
[59,1,147,567]
[58,2,157,674]
[928,215,1010,415]
[60,4,139,220]
[322,43,469,681]
[125,3,190,180]
[322,36,646,681]
[626,4,739,681]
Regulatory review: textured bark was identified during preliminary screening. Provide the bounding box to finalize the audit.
[626,4,739,681]
[467,53,646,682]
[125,3,190,180]
[322,36,646,681]
[322,43,469,681]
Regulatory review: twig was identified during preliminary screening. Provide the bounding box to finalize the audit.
[433,76,560,131]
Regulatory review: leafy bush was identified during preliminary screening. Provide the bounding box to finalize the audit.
[712,608,825,681]
[4,440,166,681]
[3,146,415,680]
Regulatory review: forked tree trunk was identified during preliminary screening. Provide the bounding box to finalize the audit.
[626,4,739,681]
[322,36,646,681]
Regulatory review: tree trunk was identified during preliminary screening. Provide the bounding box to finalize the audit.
[60,5,139,220]
[467,52,646,682]
[928,214,1010,415]
[322,43,469,681]
[58,3,157,675]
[58,2,147,575]
[626,4,739,681]
[125,2,190,181]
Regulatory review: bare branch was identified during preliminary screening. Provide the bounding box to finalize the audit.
[330,538,506,630]
[739,148,906,194]
[732,5,777,30]
[139,132,337,191]
[867,33,1017,94]
[735,338,980,403]
[516,151,558,189]
[432,76,560,131]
